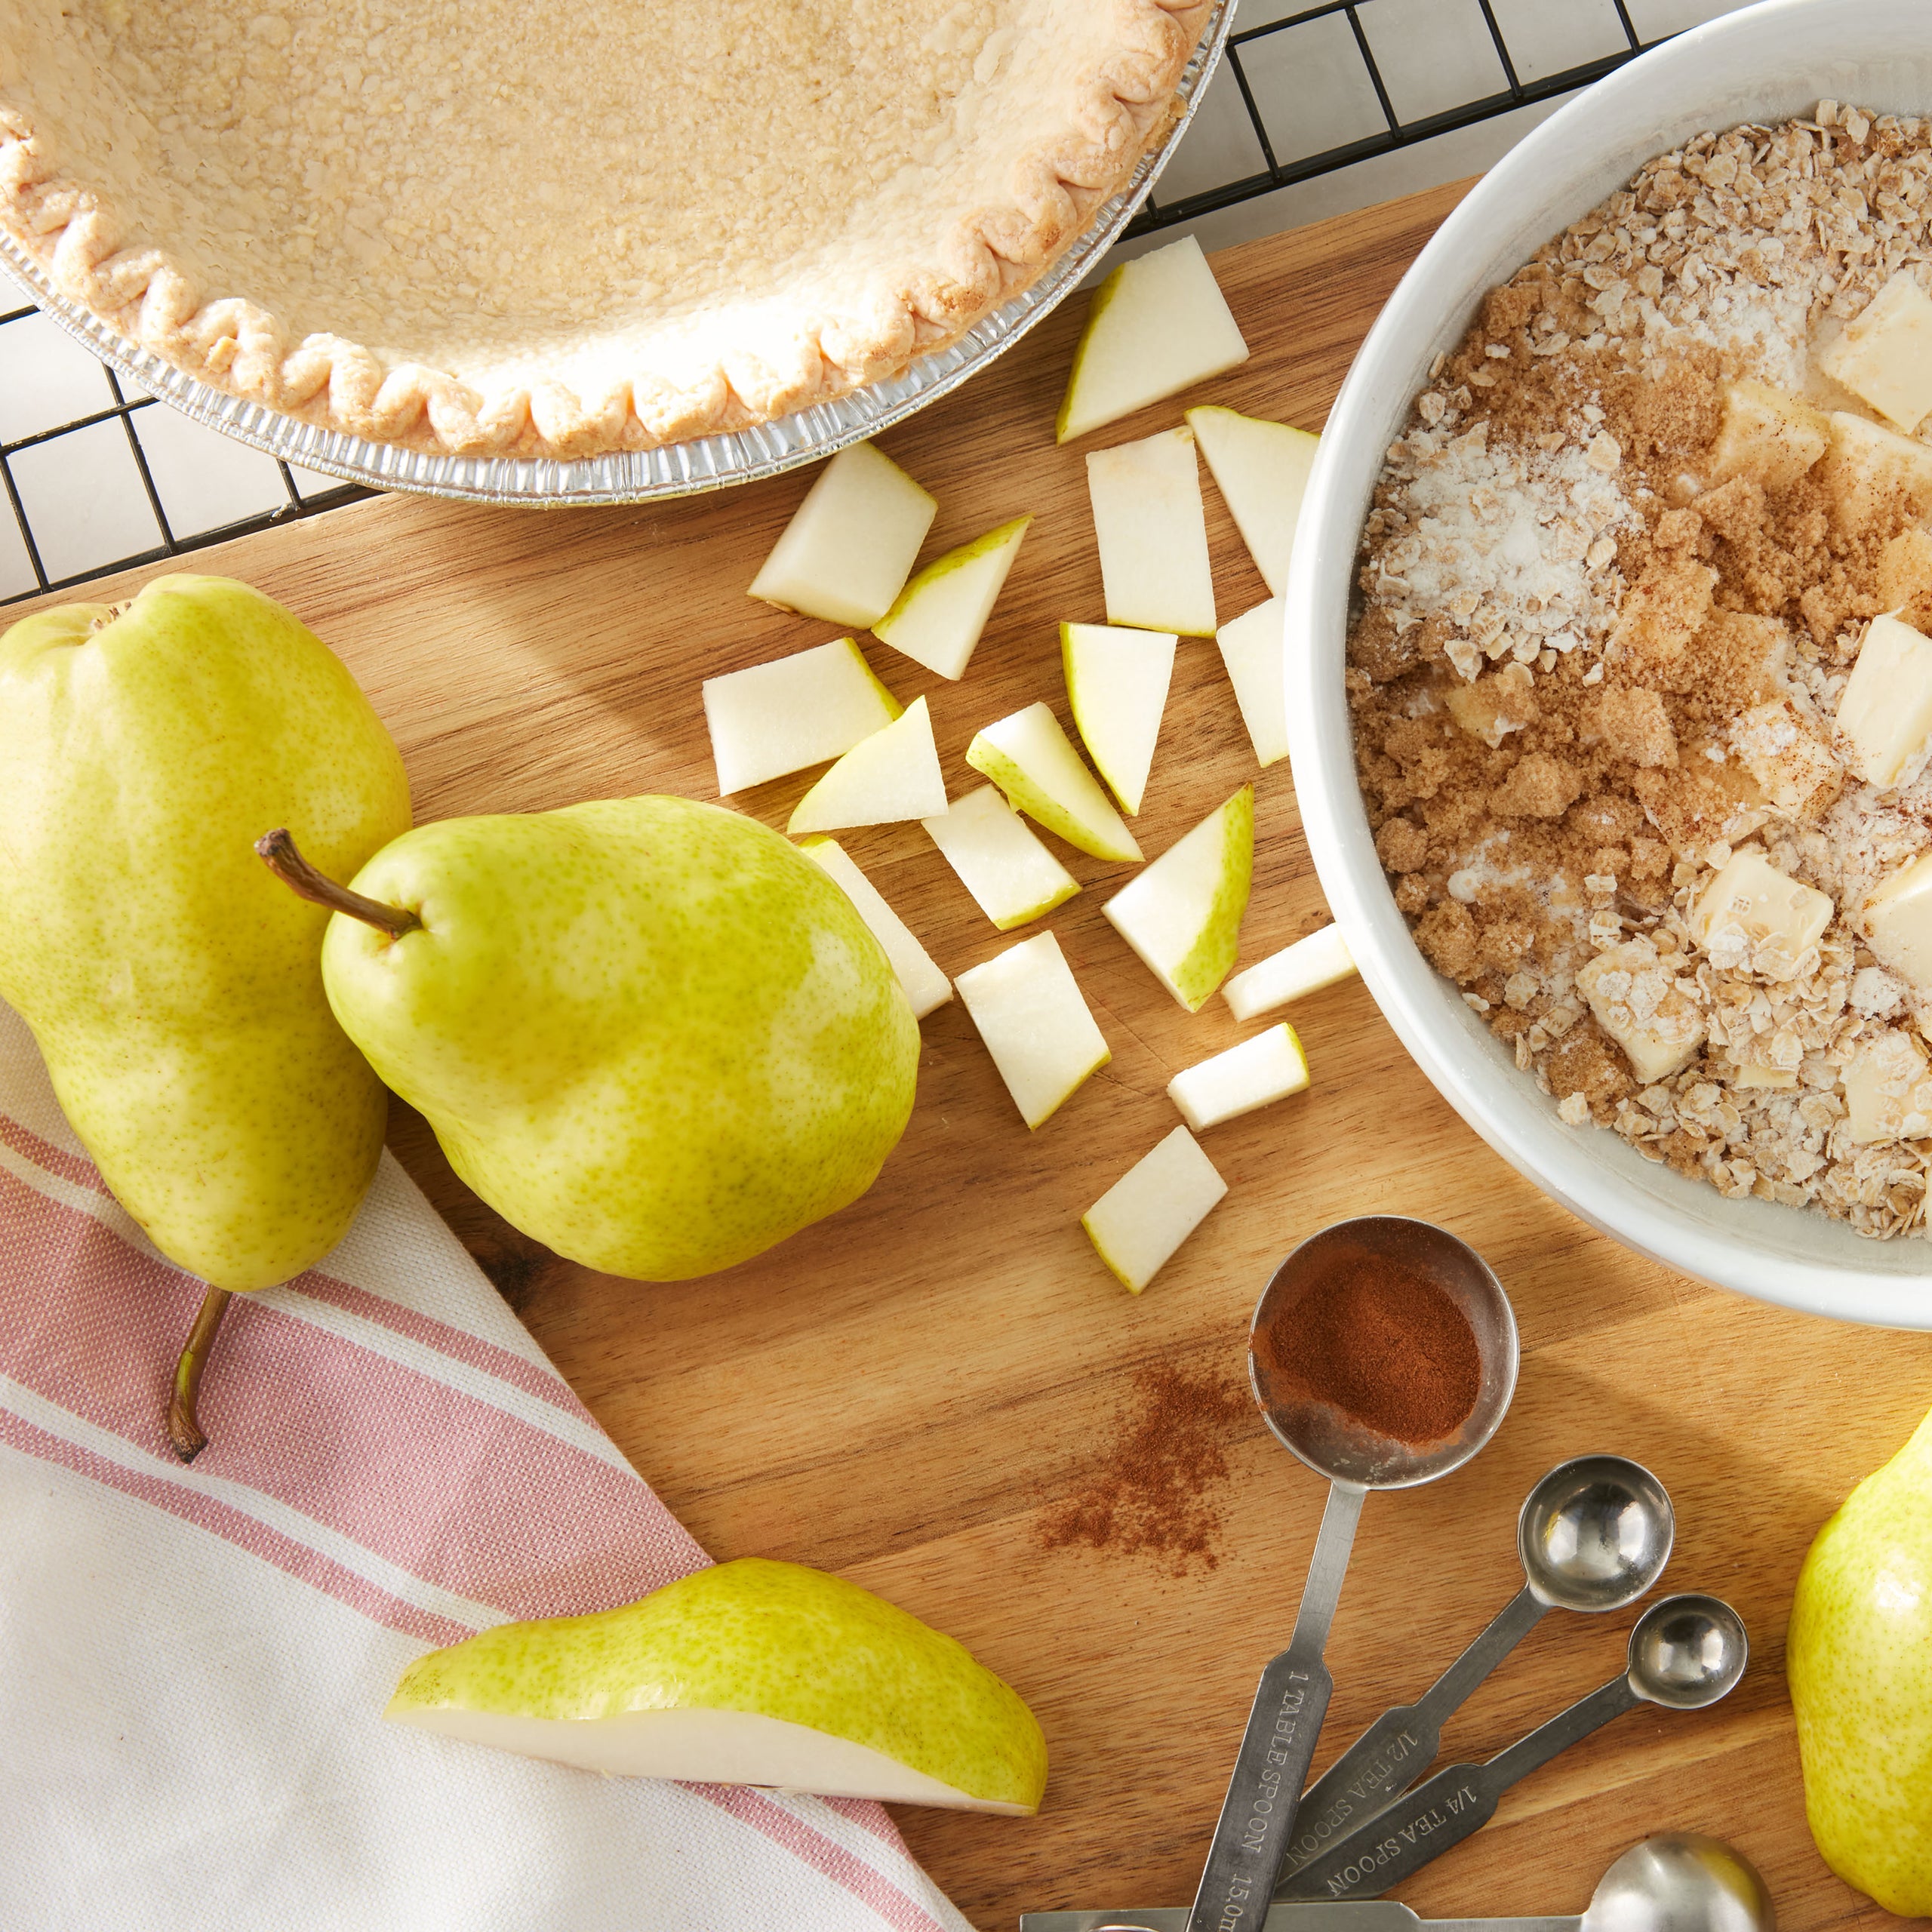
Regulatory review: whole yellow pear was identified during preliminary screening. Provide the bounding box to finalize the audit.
[1789,1402,1932,1912]
[0,574,411,1292]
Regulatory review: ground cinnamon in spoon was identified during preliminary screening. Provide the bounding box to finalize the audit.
[1253,1244,1481,1445]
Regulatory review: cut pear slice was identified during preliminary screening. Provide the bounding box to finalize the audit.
[798,837,952,1018]
[873,516,1031,679]
[386,1556,1047,1814]
[1186,406,1320,597]
[787,696,946,835]
[1061,621,1176,815]
[1055,234,1250,444]
[966,701,1143,863]
[923,785,1080,931]
[749,441,938,628]
[1081,1124,1227,1294]
[1167,1023,1310,1133]
[955,931,1110,1129]
[1087,426,1217,637]
[1223,924,1356,1023]
[1216,596,1289,768]
[703,638,901,795]
[1103,786,1254,1011]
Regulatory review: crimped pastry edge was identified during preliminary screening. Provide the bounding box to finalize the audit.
[0,0,1212,461]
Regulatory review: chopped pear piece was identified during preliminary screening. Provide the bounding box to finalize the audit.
[955,931,1110,1129]
[798,837,952,1018]
[1836,612,1932,789]
[1186,406,1320,597]
[1862,851,1932,995]
[1168,1023,1310,1133]
[386,1557,1047,1814]
[1689,848,1834,979]
[1216,596,1289,768]
[1060,622,1176,815]
[1223,924,1356,1022]
[703,638,902,795]
[1706,380,1829,491]
[1081,1124,1227,1294]
[966,701,1143,863]
[923,785,1080,931]
[872,516,1030,679]
[749,441,938,628]
[787,696,946,835]
[1103,786,1254,1011]
[1821,272,1932,433]
[1574,940,1706,1083]
[1087,426,1217,638]
[1055,234,1250,445]
[1820,410,1932,534]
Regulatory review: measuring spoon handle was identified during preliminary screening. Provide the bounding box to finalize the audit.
[1185,1484,1365,1932]
[1277,1676,1636,1901]
[1275,1586,1546,1887]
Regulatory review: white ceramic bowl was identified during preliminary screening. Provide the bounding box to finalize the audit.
[1284,0,1932,1327]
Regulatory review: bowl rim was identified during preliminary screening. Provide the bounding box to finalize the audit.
[1282,0,1932,1327]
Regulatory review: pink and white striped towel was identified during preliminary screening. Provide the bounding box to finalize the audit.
[0,998,975,1932]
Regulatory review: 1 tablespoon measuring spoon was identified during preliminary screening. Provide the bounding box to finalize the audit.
[1277,1454,1674,1887]
[1278,1594,1749,1903]
[1185,1218,1521,1932]
[1021,1831,1772,1932]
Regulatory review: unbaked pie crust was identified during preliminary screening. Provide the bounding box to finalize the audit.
[0,0,1213,459]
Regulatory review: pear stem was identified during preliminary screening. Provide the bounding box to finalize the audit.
[257,827,420,940]
[168,1285,233,1463]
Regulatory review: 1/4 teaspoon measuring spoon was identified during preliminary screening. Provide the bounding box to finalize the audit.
[1020,1832,1772,1932]
[1276,1454,1674,1888]
[1278,1595,1749,1903]
[1186,1220,1521,1932]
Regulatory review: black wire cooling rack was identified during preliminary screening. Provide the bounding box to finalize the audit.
[0,0,1703,608]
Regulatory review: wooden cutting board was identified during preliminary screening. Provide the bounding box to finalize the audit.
[20,181,1921,1932]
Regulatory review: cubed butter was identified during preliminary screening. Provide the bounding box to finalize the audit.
[1820,272,1932,434]
[1863,851,1932,994]
[1820,411,1932,534]
[1574,940,1706,1084]
[1729,1054,1797,1090]
[1730,700,1841,822]
[1836,611,1932,789]
[1844,1029,1932,1143]
[1689,849,1834,979]
[1706,379,1829,491]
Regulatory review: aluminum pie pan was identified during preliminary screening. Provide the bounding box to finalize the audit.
[0,1,1230,507]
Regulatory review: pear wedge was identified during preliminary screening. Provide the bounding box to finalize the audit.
[955,931,1109,1129]
[873,516,1031,678]
[787,696,946,835]
[1223,924,1355,1023]
[1056,235,1249,444]
[1087,426,1217,637]
[749,441,937,627]
[798,838,952,1019]
[1216,596,1289,768]
[1103,786,1254,1011]
[923,786,1080,931]
[387,1558,1047,1814]
[1167,1023,1310,1133]
[703,638,901,795]
[966,702,1143,863]
[1186,406,1320,598]
[1081,1125,1227,1294]
[1061,622,1176,815]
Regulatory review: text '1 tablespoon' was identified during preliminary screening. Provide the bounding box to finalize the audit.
[1018,1831,1773,1932]
[1185,1220,1519,1932]
[1276,1454,1674,1887]
[1278,1595,1749,1902]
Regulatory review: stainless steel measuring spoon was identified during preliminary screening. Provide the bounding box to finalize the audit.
[1185,1219,1520,1932]
[1020,1832,1772,1932]
[1277,1595,1749,1903]
[1276,1454,1674,1888]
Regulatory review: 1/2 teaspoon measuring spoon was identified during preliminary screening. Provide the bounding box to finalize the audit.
[1278,1595,1749,1902]
[1186,1220,1520,1932]
[1276,1454,1674,1887]
[1020,1831,1772,1932]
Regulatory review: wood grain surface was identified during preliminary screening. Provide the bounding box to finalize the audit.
[19,180,1923,1932]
